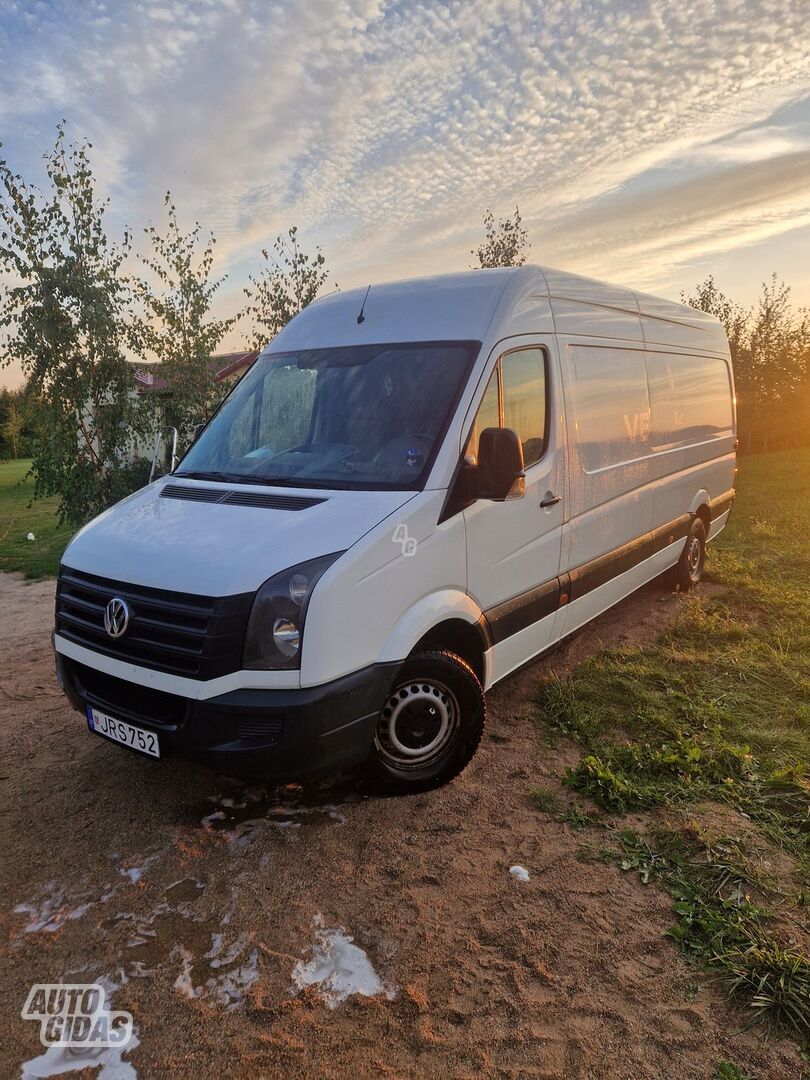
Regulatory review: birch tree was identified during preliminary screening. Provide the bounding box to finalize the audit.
[0,126,147,526]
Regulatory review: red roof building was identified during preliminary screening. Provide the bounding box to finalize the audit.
[132,351,259,396]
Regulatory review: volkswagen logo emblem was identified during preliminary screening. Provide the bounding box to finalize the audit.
[104,597,130,639]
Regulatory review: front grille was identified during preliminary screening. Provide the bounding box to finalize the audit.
[56,566,253,679]
[161,484,325,511]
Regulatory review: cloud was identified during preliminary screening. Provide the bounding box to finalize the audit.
[0,0,809,355]
[685,125,810,165]
[539,148,810,291]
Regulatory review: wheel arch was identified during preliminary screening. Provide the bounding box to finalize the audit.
[376,590,490,687]
[688,489,711,530]
[412,619,489,687]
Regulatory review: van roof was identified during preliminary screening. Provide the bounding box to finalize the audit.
[267,265,728,357]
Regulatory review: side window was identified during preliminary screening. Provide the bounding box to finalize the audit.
[501,348,547,467]
[464,367,500,465]
[569,346,650,471]
[647,353,733,452]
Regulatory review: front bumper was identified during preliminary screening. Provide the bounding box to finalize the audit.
[57,653,400,781]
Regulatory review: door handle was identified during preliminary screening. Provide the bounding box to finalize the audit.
[540,493,562,508]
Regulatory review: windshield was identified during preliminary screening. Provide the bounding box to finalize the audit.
[176,340,480,490]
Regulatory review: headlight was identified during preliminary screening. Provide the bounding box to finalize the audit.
[242,552,343,670]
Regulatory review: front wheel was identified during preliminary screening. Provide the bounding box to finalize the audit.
[671,516,707,592]
[365,650,486,792]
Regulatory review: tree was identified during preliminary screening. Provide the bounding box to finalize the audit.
[471,206,530,269]
[682,276,748,363]
[684,274,810,452]
[2,400,22,458]
[745,276,809,452]
[0,384,39,459]
[244,226,333,349]
[0,126,148,527]
[131,194,237,444]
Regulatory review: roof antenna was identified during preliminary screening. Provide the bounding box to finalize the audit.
[356,284,371,324]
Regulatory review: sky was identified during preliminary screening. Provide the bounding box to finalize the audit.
[1,0,809,389]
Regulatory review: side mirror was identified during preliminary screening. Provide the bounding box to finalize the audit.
[193,423,205,441]
[476,427,525,501]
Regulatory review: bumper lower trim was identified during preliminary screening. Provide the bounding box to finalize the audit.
[58,654,401,781]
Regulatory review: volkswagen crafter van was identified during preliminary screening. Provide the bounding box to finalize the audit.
[54,266,736,791]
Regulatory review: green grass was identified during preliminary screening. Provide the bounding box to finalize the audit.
[527,784,560,813]
[533,447,810,1038]
[0,459,73,578]
[616,825,810,1038]
[712,1061,753,1080]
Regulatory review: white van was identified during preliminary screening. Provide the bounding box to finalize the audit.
[54,266,736,791]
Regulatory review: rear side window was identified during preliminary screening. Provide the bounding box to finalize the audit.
[647,353,733,452]
[465,347,548,468]
[569,346,650,471]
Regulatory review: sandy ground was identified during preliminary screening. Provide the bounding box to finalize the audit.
[0,571,802,1080]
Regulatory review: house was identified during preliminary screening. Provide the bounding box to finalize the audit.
[126,351,260,466]
[132,350,259,397]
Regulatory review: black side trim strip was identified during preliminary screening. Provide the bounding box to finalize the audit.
[651,513,692,549]
[709,490,735,520]
[569,513,693,603]
[570,532,652,602]
[483,512,693,643]
[486,578,561,646]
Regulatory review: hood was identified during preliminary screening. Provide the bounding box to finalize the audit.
[62,479,417,596]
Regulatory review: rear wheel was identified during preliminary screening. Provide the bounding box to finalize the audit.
[365,650,486,792]
[671,516,707,592]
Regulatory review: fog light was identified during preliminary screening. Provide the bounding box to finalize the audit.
[272,618,300,657]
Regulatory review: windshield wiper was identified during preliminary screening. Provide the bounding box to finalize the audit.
[250,475,356,490]
[173,470,259,484]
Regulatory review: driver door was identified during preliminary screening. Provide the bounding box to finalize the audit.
[463,338,565,684]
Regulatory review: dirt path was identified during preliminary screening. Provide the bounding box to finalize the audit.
[0,572,801,1079]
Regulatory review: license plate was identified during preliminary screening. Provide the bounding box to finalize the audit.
[86,707,160,758]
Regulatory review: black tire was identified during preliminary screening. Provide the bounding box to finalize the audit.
[365,650,486,792]
[671,516,707,592]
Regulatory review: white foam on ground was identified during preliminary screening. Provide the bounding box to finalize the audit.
[207,952,260,1009]
[206,931,250,969]
[291,915,397,1009]
[509,865,530,881]
[113,851,161,887]
[173,947,260,1011]
[202,802,347,839]
[268,804,348,826]
[21,1036,140,1080]
[13,882,93,935]
[21,978,140,1079]
[173,934,259,1011]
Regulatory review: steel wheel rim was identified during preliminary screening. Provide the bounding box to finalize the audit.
[375,678,460,769]
[687,536,703,582]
